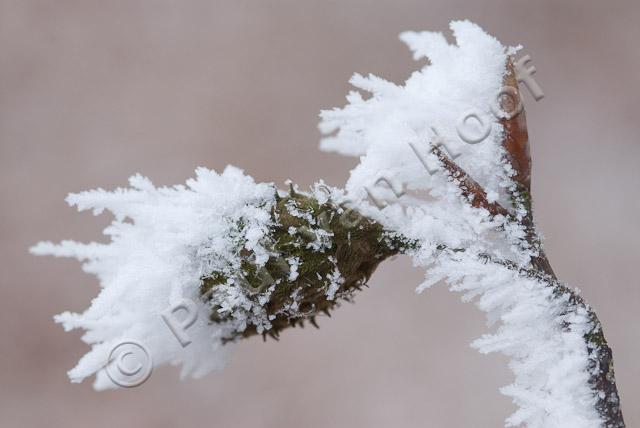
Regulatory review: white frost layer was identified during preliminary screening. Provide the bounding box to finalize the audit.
[320,20,512,205]
[30,18,603,427]
[320,20,602,428]
[424,254,600,428]
[31,166,276,390]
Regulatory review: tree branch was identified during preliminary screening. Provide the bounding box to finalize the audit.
[200,56,625,428]
[432,57,625,427]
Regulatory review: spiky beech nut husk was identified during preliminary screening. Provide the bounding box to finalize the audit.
[200,186,413,342]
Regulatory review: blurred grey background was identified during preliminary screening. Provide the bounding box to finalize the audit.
[1,1,638,427]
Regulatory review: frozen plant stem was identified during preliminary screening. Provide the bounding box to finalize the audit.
[436,59,624,427]
[33,22,625,427]
[200,59,624,426]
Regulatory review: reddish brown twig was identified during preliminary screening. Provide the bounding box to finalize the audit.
[431,145,510,218]
[433,56,625,427]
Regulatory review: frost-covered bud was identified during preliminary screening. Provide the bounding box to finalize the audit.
[201,185,411,342]
[30,166,411,389]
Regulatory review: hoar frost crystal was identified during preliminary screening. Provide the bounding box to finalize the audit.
[32,20,624,428]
